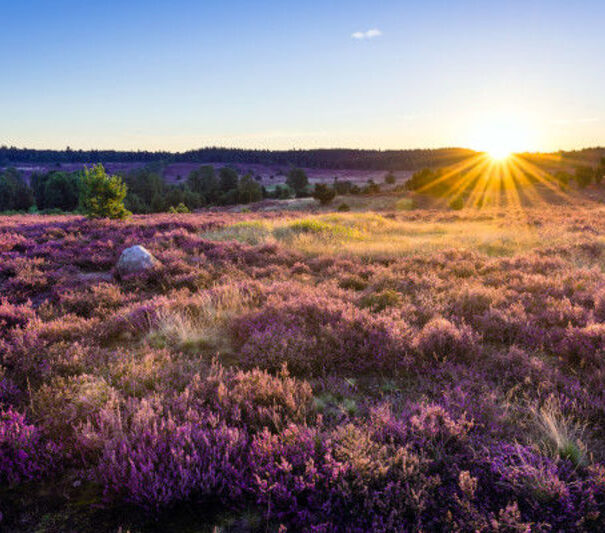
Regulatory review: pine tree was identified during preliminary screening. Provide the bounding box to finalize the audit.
[80,164,131,219]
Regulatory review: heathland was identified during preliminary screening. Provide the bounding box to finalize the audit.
[2,182,605,531]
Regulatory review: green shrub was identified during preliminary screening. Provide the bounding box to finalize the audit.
[338,275,368,291]
[337,202,350,212]
[80,164,131,219]
[187,165,219,203]
[168,203,190,214]
[312,183,336,205]
[359,289,402,312]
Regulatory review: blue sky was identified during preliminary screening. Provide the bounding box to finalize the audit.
[1,0,604,151]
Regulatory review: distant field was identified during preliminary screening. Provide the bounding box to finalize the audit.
[5,161,412,186]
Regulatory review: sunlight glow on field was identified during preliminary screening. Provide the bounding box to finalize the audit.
[406,146,587,214]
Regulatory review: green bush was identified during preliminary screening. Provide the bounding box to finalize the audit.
[274,184,292,199]
[124,167,163,210]
[359,289,403,312]
[169,203,190,214]
[312,183,336,205]
[338,275,368,291]
[80,164,131,219]
[337,202,350,212]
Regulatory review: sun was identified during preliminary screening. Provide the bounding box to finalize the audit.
[487,146,512,162]
[476,125,518,162]
[467,114,537,162]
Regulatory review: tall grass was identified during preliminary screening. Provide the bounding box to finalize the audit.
[202,212,548,258]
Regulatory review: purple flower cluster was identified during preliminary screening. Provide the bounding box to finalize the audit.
[0,407,60,485]
[233,286,413,374]
[1,210,605,530]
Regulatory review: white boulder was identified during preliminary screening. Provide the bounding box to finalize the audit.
[116,245,157,277]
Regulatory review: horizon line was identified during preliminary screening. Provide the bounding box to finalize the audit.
[2,144,604,155]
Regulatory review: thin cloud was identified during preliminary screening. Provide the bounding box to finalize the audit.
[351,28,382,40]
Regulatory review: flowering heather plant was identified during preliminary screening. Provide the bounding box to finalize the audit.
[233,289,413,374]
[1,208,605,530]
[0,407,60,485]
[0,299,35,334]
[414,317,480,360]
[93,402,249,511]
[181,363,316,432]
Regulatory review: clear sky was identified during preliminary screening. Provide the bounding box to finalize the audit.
[1,0,604,152]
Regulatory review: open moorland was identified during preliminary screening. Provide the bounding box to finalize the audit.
[1,194,605,531]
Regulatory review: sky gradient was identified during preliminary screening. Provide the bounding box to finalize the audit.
[2,0,604,152]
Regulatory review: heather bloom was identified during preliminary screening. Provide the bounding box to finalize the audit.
[0,209,605,530]
[95,409,249,511]
[234,292,413,374]
[414,317,480,360]
[0,407,60,485]
[0,299,35,334]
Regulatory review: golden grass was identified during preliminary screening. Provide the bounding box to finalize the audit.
[201,211,571,258]
[531,399,587,466]
[147,284,253,356]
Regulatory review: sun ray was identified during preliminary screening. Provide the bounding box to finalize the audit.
[432,155,492,208]
[414,153,485,195]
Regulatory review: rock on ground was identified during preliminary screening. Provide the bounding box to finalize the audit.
[116,245,157,277]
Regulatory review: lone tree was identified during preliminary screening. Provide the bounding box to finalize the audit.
[80,164,131,219]
[312,183,336,205]
[286,167,309,194]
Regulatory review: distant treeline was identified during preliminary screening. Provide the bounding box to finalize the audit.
[2,162,391,214]
[0,146,478,170]
[0,163,265,214]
